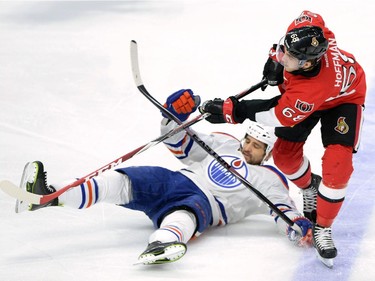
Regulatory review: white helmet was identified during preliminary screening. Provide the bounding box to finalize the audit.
[245,121,277,155]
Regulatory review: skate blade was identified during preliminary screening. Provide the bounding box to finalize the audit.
[315,249,334,268]
[134,244,186,265]
[15,162,33,213]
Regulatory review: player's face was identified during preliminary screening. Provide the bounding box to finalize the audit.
[281,50,307,72]
[275,39,308,72]
[240,135,267,165]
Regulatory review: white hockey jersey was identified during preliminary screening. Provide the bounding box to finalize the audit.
[161,118,303,234]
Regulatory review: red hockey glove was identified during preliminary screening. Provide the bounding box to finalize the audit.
[287,217,313,247]
[261,44,284,91]
[163,89,201,122]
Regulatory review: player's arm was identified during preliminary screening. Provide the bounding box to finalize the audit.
[200,83,324,127]
[160,89,215,164]
[258,170,312,247]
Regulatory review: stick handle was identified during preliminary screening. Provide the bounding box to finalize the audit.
[235,79,267,99]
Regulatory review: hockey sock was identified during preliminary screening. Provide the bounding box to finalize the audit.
[316,182,345,227]
[55,170,132,209]
[273,140,312,188]
[149,210,197,244]
[316,145,352,226]
[322,144,353,187]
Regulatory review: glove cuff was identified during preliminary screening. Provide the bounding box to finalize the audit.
[223,97,238,124]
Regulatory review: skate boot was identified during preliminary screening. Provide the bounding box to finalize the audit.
[24,161,58,211]
[302,173,321,223]
[313,224,337,268]
[137,241,187,265]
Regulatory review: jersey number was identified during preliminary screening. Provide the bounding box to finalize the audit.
[282,108,305,121]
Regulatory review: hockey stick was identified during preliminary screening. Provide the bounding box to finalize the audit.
[130,40,299,231]
[0,45,265,207]
[0,52,264,206]
[0,113,209,205]
[131,40,267,122]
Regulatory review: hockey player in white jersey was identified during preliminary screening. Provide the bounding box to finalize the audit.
[22,89,312,265]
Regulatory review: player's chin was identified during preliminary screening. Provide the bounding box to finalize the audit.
[243,155,252,164]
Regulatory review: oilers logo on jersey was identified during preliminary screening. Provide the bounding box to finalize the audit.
[207,155,248,188]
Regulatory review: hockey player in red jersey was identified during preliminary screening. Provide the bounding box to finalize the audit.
[200,10,367,268]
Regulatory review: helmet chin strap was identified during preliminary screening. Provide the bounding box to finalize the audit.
[260,150,272,165]
[290,59,322,76]
[297,59,307,67]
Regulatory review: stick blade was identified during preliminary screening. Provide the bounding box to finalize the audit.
[0,180,41,205]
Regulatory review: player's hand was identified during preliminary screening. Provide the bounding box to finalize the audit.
[199,98,225,123]
[200,96,241,124]
[287,217,313,247]
[261,44,284,91]
[163,89,201,122]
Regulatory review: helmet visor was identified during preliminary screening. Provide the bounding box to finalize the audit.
[275,36,286,65]
[276,35,307,69]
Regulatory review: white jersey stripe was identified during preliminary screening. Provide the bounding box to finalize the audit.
[285,156,310,180]
[319,182,347,200]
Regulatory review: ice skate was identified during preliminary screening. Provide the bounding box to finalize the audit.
[302,173,321,222]
[15,161,58,212]
[313,224,337,268]
[136,241,187,265]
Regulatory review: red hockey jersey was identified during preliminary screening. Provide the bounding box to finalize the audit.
[260,11,367,127]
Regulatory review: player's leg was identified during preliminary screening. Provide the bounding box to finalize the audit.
[313,103,364,265]
[138,209,197,265]
[273,114,321,221]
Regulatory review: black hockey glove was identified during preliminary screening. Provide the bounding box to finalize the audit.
[199,98,226,123]
[261,44,284,91]
[200,96,241,124]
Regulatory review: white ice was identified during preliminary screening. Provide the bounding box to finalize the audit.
[0,1,374,280]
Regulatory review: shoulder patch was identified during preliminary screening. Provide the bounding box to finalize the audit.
[295,14,312,25]
[295,99,314,113]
